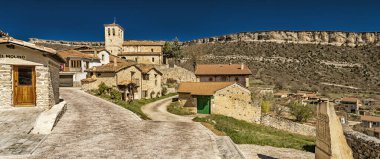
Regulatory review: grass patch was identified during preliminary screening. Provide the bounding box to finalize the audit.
[93,92,177,120]
[167,101,195,115]
[193,114,316,152]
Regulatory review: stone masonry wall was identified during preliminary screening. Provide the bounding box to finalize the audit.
[213,84,261,124]
[344,126,380,159]
[49,62,60,104]
[261,115,316,137]
[155,65,196,83]
[0,65,12,108]
[36,66,54,110]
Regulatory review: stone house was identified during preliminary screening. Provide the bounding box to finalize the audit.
[336,97,362,114]
[58,50,106,87]
[177,82,260,123]
[73,47,111,65]
[0,37,64,110]
[81,59,162,100]
[195,64,252,87]
[361,116,380,139]
[104,22,164,65]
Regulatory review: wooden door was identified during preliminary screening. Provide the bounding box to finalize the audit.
[13,66,36,106]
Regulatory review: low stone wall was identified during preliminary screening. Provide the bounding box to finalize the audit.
[344,126,380,159]
[155,65,196,83]
[260,115,316,137]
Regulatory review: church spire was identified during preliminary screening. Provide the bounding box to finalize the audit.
[113,17,116,24]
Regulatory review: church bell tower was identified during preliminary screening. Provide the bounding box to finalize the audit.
[104,20,124,56]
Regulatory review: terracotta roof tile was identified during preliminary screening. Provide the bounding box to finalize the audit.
[86,61,136,73]
[178,82,235,96]
[340,97,359,103]
[361,115,380,122]
[58,50,99,60]
[195,64,252,75]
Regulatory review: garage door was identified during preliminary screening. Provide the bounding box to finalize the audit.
[59,75,73,87]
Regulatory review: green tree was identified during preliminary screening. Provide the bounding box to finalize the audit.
[163,38,182,59]
[288,101,313,123]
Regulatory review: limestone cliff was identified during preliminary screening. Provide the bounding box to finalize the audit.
[29,38,104,49]
[186,31,380,47]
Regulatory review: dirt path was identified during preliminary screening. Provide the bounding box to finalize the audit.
[141,96,193,122]
[28,88,220,159]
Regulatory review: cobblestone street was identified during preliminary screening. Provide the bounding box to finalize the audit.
[29,88,220,158]
[0,108,44,157]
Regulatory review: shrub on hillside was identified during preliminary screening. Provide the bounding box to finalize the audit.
[110,89,122,101]
[288,101,314,123]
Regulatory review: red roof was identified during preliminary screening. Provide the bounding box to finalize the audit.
[195,64,252,75]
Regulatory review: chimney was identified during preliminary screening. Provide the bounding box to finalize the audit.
[114,57,117,67]
[241,63,244,70]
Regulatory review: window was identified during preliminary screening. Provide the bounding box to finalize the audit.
[155,79,158,86]
[18,67,32,85]
[152,58,155,62]
[209,77,213,81]
[131,71,135,78]
[112,28,115,36]
[108,28,110,36]
[135,57,138,62]
[102,54,105,61]
[143,74,150,80]
[221,76,227,81]
[235,77,239,82]
[151,48,154,52]
[70,60,81,68]
[142,90,148,98]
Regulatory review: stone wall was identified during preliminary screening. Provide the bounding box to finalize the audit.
[155,65,196,83]
[141,69,162,98]
[186,31,380,47]
[260,115,316,137]
[36,66,54,109]
[121,55,162,65]
[0,65,12,108]
[344,126,380,159]
[213,84,261,123]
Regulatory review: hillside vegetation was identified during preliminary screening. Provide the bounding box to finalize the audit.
[180,42,380,93]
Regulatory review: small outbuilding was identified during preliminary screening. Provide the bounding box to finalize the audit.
[0,37,65,109]
[177,82,260,123]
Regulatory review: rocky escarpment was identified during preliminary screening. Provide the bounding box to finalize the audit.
[29,38,104,50]
[186,31,380,47]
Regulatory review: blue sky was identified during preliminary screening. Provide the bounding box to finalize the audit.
[1,0,379,41]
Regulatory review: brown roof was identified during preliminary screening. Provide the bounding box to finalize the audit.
[195,64,252,75]
[0,37,65,63]
[178,82,235,96]
[340,97,359,103]
[137,64,162,74]
[58,50,99,60]
[361,115,380,122]
[118,80,135,86]
[367,127,380,133]
[123,40,164,46]
[86,61,137,73]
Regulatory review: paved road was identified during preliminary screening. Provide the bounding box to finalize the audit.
[29,88,220,159]
[0,108,44,156]
[141,96,193,122]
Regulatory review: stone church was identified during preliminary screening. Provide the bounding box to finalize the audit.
[104,23,164,65]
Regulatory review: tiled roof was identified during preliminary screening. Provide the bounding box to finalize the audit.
[178,82,235,96]
[361,115,380,122]
[340,97,359,103]
[137,64,163,75]
[123,40,164,46]
[0,37,56,54]
[58,50,99,60]
[195,64,252,75]
[0,37,65,63]
[81,78,97,83]
[367,127,380,133]
[86,61,137,73]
